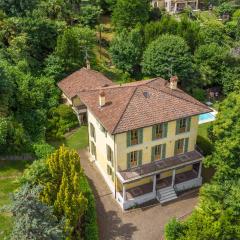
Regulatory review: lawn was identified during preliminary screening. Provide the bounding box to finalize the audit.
[49,126,89,150]
[0,160,31,238]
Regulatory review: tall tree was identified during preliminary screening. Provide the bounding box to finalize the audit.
[112,0,150,30]
[41,146,88,239]
[110,27,143,75]
[55,26,96,74]
[142,34,194,88]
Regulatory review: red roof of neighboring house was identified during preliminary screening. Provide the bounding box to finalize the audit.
[57,67,114,99]
[79,78,211,134]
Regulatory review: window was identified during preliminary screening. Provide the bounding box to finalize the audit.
[176,117,191,135]
[107,165,112,176]
[152,123,168,140]
[106,145,113,164]
[151,144,166,161]
[179,118,187,133]
[174,138,189,155]
[127,129,143,146]
[127,150,142,169]
[91,141,96,157]
[90,123,96,141]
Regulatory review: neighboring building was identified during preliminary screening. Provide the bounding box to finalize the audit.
[57,67,114,124]
[76,76,211,210]
[151,0,199,13]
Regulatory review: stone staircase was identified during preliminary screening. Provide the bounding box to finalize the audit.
[157,186,178,204]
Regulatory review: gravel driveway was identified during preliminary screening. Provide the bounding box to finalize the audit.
[79,149,199,240]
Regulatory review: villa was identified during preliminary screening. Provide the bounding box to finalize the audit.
[58,68,211,210]
[151,0,199,13]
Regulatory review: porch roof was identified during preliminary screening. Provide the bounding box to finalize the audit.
[118,150,203,183]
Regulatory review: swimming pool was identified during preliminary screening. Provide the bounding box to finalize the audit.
[199,112,216,124]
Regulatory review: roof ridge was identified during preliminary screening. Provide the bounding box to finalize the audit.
[111,87,138,134]
[146,79,209,110]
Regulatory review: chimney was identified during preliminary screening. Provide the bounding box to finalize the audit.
[169,76,178,90]
[86,59,90,70]
[99,91,106,107]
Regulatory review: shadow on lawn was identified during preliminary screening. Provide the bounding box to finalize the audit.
[86,176,137,240]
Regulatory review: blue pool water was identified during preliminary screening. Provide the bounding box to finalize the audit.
[199,112,216,124]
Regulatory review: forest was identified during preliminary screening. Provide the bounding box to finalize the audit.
[0,0,239,239]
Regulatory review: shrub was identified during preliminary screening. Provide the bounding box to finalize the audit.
[165,218,185,240]
[33,142,55,159]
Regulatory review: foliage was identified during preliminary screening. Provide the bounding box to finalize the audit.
[56,26,96,74]
[142,34,194,87]
[47,104,79,140]
[41,146,88,239]
[206,92,240,182]
[217,2,235,17]
[165,218,185,240]
[110,26,143,75]
[165,91,240,239]
[112,0,150,30]
[8,184,65,240]
[33,142,55,159]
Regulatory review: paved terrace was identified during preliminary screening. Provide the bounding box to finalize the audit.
[118,150,203,182]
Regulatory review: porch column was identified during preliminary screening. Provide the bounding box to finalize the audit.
[123,184,126,202]
[174,2,177,13]
[198,162,203,178]
[153,175,157,193]
[172,169,176,187]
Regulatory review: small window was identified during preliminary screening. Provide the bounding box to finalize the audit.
[131,129,138,145]
[107,165,112,176]
[179,118,187,133]
[130,151,138,168]
[176,117,191,135]
[175,139,185,155]
[152,144,166,161]
[90,123,96,141]
[156,124,163,138]
[91,141,96,157]
[106,145,113,164]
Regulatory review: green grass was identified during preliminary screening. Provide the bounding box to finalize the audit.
[49,126,89,150]
[0,160,30,238]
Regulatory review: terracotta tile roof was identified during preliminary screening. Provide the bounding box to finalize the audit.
[57,67,114,99]
[79,77,211,134]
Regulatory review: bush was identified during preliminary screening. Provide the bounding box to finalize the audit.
[33,142,55,159]
[165,218,185,240]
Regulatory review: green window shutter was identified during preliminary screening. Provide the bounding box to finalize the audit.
[127,131,131,147]
[138,128,143,144]
[163,123,168,138]
[152,125,156,140]
[184,138,189,153]
[174,140,178,156]
[187,117,191,132]
[127,153,131,169]
[176,120,180,135]
[162,144,166,159]
[138,150,142,166]
[151,146,155,162]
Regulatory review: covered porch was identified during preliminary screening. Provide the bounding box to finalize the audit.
[116,150,203,209]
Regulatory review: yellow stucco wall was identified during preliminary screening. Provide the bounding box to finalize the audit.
[115,116,199,171]
[88,110,115,183]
